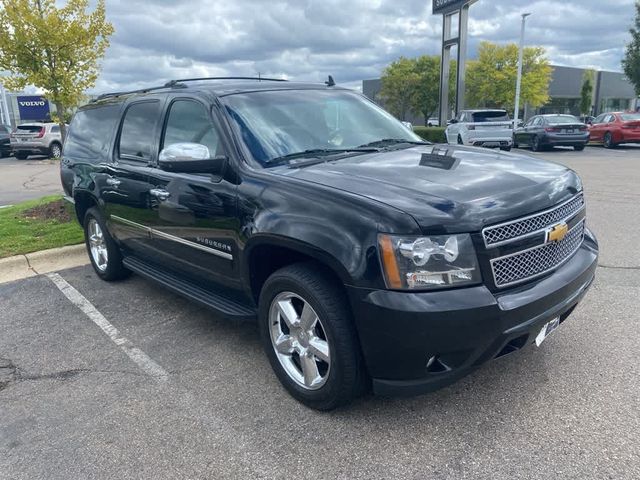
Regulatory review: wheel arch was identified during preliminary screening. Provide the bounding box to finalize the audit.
[243,235,353,304]
[73,189,99,224]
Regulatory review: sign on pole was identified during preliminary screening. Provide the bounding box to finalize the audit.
[434,0,477,126]
[16,95,51,121]
[433,0,469,15]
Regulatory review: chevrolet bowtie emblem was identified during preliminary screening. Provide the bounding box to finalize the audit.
[547,223,569,243]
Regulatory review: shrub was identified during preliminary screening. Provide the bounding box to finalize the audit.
[413,126,447,143]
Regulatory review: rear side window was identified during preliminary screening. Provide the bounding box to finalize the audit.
[119,101,160,160]
[51,125,60,133]
[472,111,510,122]
[64,105,120,160]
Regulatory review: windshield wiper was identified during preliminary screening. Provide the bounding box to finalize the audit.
[358,138,431,149]
[265,148,379,167]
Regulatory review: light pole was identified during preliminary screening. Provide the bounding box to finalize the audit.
[513,13,531,130]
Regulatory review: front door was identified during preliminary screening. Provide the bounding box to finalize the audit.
[145,98,241,290]
[102,100,163,255]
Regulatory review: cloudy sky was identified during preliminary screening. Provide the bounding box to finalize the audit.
[93,0,637,93]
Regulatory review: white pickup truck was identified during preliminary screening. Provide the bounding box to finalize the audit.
[445,109,513,151]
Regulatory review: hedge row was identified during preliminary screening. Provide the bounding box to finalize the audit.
[413,126,447,144]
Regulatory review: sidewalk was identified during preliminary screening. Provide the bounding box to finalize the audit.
[0,244,88,283]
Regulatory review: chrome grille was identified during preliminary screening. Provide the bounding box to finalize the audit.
[491,221,585,288]
[483,194,584,247]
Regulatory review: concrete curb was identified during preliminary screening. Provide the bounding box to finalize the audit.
[0,244,89,284]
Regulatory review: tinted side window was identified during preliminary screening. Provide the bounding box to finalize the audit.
[51,125,60,133]
[162,100,220,156]
[119,101,160,160]
[593,114,606,124]
[64,105,121,160]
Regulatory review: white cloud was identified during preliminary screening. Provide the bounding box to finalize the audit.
[89,0,637,93]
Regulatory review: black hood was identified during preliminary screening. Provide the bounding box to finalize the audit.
[273,145,582,233]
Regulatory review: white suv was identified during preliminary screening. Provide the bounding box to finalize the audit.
[445,109,513,151]
[10,122,63,159]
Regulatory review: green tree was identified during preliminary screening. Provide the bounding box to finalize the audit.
[0,0,114,136]
[379,57,420,121]
[622,1,640,97]
[466,41,553,112]
[413,55,440,124]
[580,70,595,116]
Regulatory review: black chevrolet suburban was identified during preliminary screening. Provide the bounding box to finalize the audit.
[60,78,599,410]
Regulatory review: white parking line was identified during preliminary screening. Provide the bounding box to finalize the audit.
[46,272,169,382]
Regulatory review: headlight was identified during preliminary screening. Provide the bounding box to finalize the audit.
[378,233,481,290]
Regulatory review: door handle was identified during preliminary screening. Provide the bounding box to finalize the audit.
[106,177,121,187]
[149,188,171,201]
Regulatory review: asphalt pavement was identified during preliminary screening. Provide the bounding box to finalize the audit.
[1,145,639,479]
[0,155,62,206]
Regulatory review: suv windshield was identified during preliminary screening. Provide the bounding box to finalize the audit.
[221,89,423,166]
[471,111,510,122]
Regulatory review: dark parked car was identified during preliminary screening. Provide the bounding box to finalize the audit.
[60,78,598,410]
[588,111,640,148]
[0,124,11,158]
[513,114,589,151]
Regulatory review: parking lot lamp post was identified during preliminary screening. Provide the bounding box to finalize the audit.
[514,13,531,130]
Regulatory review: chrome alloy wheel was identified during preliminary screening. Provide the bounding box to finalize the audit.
[268,292,331,390]
[88,218,108,272]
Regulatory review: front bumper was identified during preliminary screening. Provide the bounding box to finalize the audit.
[348,230,598,396]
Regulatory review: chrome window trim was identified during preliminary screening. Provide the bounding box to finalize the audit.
[110,215,233,261]
[482,193,584,248]
[490,220,585,289]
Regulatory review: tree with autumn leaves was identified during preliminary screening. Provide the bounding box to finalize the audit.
[0,0,114,136]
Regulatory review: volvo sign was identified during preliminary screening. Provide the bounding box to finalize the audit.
[433,0,468,15]
[17,95,50,121]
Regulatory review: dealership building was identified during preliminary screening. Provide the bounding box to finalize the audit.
[363,65,639,125]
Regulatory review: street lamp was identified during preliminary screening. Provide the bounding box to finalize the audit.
[514,13,531,130]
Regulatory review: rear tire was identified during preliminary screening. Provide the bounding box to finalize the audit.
[500,146,512,152]
[83,207,130,281]
[574,144,585,151]
[258,263,366,410]
[49,142,62,159]
[15,152,28,160]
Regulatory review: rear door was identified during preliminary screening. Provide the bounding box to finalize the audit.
[102,99,163,255]
[144,97,240,289]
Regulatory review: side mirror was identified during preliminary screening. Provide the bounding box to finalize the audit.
[158,143,226,174]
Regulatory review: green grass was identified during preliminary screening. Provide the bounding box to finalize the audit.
[0,195,84,258]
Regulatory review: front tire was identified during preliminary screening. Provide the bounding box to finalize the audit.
[531,135,542,152]
[83,207,130,281]
[258,263,365,410]
[603,132,616,149]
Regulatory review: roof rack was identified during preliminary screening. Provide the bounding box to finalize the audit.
[94,84,170,101]
[164,76,288,88]
[93,76,289,102]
